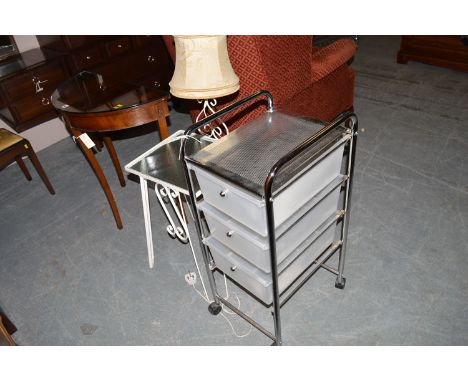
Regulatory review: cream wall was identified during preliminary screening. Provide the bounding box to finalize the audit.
[13,35,40,51]
[1,35,69,152]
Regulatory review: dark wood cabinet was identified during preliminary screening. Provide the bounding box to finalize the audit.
[397,36,468,72]
[0,48,68,132]
[0,36,173,133]
[37,35,174,90]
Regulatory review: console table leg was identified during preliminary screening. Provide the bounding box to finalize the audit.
[103,134,126,187]
[72,129,123,229]
[156,110,169,141]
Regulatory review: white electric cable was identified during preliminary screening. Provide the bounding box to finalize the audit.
[220,310,252,338]
[190,281,252,338]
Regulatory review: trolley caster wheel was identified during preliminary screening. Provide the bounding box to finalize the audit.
[335,277,346,289]
[208,302,222,315]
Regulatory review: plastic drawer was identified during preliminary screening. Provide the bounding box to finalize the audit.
[198,179,341,273]
[188,145,344,236]
[204,221,336,305]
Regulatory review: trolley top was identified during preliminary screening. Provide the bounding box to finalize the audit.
[186,111,347,197]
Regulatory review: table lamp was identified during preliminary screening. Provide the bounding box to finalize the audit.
[169,35,240,138]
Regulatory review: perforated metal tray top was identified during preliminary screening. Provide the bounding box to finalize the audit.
[187,111,347,197]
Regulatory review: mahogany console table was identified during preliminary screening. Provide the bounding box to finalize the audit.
[51,71,170,229]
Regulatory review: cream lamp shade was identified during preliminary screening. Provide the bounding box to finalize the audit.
[169,35,240,100]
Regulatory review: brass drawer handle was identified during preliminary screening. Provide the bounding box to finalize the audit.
[41,97,50,106]
[154,81,160,88]
[32,77,48,93]
[219,190,228,197]
[147,55,155,62]
[226,231,234,237]
[86,56,91,60]
[117,44,122,48]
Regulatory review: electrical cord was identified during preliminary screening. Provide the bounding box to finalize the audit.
[190,275,252,338]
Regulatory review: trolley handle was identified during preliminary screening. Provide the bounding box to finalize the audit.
[183,90,274,138]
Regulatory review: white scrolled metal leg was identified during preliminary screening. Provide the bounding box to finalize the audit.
[140,177,155,269]
[155,185,189,243]
[155,184,209,300]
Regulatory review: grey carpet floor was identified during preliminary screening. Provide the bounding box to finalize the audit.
[0,36,467,345]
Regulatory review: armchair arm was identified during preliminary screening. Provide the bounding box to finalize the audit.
[311,38,356,82]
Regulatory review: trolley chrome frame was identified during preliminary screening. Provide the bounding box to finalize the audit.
[182,91,358,345]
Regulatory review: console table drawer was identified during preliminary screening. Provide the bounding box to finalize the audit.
[0,60,68,103]
[10,91,55,124]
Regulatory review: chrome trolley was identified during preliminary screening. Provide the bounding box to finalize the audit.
[182,91,358,345]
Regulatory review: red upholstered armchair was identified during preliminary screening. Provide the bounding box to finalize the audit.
[163,35,356,129]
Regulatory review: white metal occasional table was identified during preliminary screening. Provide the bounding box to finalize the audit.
[124,131,212,292]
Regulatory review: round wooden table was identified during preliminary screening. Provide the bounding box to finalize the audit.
[51,71,171,229]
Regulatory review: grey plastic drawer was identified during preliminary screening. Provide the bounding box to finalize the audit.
[204,220,336,305]
[188,144,344,236]
[198,177,342,273]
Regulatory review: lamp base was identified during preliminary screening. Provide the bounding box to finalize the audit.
[196,99,229,139]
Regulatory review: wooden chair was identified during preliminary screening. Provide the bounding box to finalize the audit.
[0,313,16,346]
[0,128,55,195]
